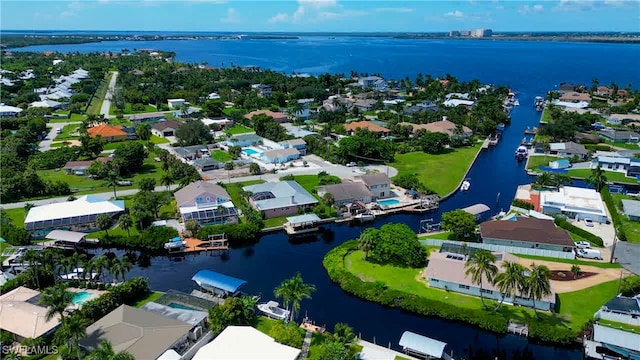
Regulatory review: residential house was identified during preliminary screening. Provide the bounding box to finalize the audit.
[167,98,187,109]
[480,216,576,253]
[358,76,388,92]
[251,84,272,97]
[244,109,288,123]
[63,157,112,175]
[0,287,61,341]
[318,181,372,207]
[261,148,300,164]
[548,141,588,160]
[354,173,391,200]
[0,103,23,117]
[622,199,640,221]
[295,98,315,119]
[424,251,556,311]
[225,133,264,147]
[595,155,632,173]
[201,117,234,129]
[192,326,301,360]
[174,145,210,160]
[443,99,475,107]
[24,195,126,238]
[174,181,238,225]
[192,158,223,172]
[152,120,183,137]
[207,92,221,100]
[29,99,64,110]
[404,100,439,115]
[540,186,609,223]
[129,112,165,125]
[87,124,128,142]
[599,129,640,143]
[243,181,318,218]
[278,138,307,155]
[400,120,473,139]
[322,96,354,111]
[559,91,592,103]
[354,99,377,112]
[589,295,640,358]
[344,121,390,137]
[80,305,197,360]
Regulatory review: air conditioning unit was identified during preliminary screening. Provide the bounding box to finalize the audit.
[189,326,202,340]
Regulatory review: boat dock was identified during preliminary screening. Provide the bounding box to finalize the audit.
[357,339,421,360]
[284,214,322,236]
[507,321,529,337]
[168,234,229,255]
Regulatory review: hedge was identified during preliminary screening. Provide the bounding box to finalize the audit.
[197,223,262,244]
[512,199,535,210]
[99,226,179,251]
[600,187,628,241]
[584,144,612,151]
[323,241,576,345]
[78,277,150,321]
[553,217,604,247]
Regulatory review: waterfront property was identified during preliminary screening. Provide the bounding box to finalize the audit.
[400,119,473,140]
[192,326,301,360]
[595,155,634,174]
[318,181,372,207]
[589,294,640,358]
[44,229,87,249]
[141,301,209,329]
[354,173,392,200]
[283,213,321,235]
[540,186,609,223]
[424,251,557,311]
[480,216,575,253]
[243,181,318,218]
[81,304,196,360]
[151,120,183,138]
[599,129,640,143]
[24,195,126,238]
[191,270,247,298]
[595,294,640,326]
[549,142,588,160]
[399,331,449,360]
[0,286,61,342]
[174,181,238,226]
[621,199,640,221]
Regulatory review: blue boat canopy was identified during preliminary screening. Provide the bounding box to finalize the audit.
[192,270,247,294]
[170,237,181,242]
[399,331,447,358]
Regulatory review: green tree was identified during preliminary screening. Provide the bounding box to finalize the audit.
[317,341,351,360]
[268,322,304,348]
[441,209,477,240]
[493,261,526,311]
[185,220,201,237]
[136,123,151,141]
[571,264,581,278]
[249,162,261,175]
[175,119,213,146]
[208,295,258,334]
[588,166,608,192]
[79,135,104,158]
[96,214,113,237]
[118,214,133,237]
[367,223,427,267]
[113,142,147,174]
[420,131,450,154]
[109,257,132,283]
[464,249,498,308]
[202,99,224,117]
[23,249,42,289]
[332,323,355,346]
[90,255,111,283]
[526,263,552,316]
[160,173,173,190]
[138,177,156,192]
[228,145,242,159]
[54,314,90,360]
[24,202,35,217]
[39,282,74,321]
[105,170,120,199]
[357,228,378,260]
[274,272,316,322]
[86,340,135,360]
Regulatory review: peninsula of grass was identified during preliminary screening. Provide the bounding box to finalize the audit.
[526,155,559,170]
[567,169,636,184]
[391,142,482,197]
[225,124,254,135]
[323,240,620,344]
[540,108,553,124]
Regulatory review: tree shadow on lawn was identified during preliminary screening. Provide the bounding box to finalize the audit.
[496,295,573,331]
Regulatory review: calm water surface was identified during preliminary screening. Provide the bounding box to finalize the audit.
[18,38,640,359]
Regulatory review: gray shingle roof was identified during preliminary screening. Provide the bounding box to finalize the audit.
[243,181,317,211]
[320,182,372,201]
[602,296,640,315]
[355,173,390,187]
[622,199,640,218]
[480,217,575,247]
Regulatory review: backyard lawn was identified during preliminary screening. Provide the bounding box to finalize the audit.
[610,193,640,244]
[224,180,265,212]
[539,108,552,123]
[54,124,81,141]
[567,169,637,184]
[109,103,158,115]
[212,150,232,162]
[526,155,560,170]
[150,135,170,144]
[3,207,27,227]
[225,124,254,135]
[391,142,482,196]
[133,291,164,308]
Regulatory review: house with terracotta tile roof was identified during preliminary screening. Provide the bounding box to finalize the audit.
[344,121,390,137]
[400,120,472,139]
[87,124,128,142]
[244,109,288,123]
[559,91,591,103]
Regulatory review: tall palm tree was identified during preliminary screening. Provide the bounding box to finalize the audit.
[493,261,526,311]
[23,249,42,289]
[105,170,120,199]
[108,257,132,283]
[40,282,74,321]
[534,172,553,188]
[24,202,35,217]
[70,252,88,273]
[526,263,552,317]
[117,214,133,237]
[90,255,110,283]
[358,228,378,260]
[96,214,113,237]
[54,314,90,360]
[160,173,173,190]
[464,250,498,309]
[587,166,608,192]
[274,273,316,322]
[86,340,135,360]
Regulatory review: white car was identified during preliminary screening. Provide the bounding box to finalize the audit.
[584,218,594,227]
[346,162,357,167]
[575,241,591,249]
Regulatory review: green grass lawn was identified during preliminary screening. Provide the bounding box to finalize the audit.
[540,108,552,123]
[598,319,640,333]
[87,72,111,115]
[604,140,640,150]
[225,124,254,135]
[3,207,27,227]
[610,193,640,244]
[150,135,170,144]
[264,216,289,228]
[391,143,482,196]
[54,124,80,141]
[50,141,76,148]
[279,174,340,218]
[255,316,280,334]
[526,155,560,170]
[419,231,456,240]
[110,103,157,115]
[224,180,265,219]
[70,113,86,122]
[557,280,620,327]
[567,169,637,184]
[132,291,164,308]
[212,150,232,162]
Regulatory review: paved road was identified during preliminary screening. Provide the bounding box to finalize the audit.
[100,71,118,117]
[39,121,82,152]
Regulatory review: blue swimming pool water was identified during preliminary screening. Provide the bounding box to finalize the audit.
[72,291,95,305]
[242,148,259,155]
[377,199,400,206]
[167,302,199,311]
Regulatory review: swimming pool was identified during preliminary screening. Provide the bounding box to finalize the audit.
[167,302,199,311]
[378,199,400,206]
[72,291,96,305]
[242,148,259,156]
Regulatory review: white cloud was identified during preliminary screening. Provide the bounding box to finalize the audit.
[554,0,638,11]
[374,7,414,13]
[444,10,465,18]
[268,13,289,23]
[518,4,544,14]
[98,0,109,4]
[496,5,504,10]
[220,8,239,23]
[298,0,338,9]
[317,10,368,19]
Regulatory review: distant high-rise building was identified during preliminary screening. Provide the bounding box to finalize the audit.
[450,28,492,38]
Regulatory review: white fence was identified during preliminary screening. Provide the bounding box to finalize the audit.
[420,239,576,259]
[596,310,640,326]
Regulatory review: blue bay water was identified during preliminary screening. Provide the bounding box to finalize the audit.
[15,38,640,359]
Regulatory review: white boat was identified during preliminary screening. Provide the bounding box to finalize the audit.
[515,146,528,161]
[513,99,520,106]
[60,267,99,281]
[460,180,470,192]
[257,300,290,321]
[354,213,375,222]
[164,237,186,250]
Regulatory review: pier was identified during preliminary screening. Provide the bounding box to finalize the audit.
[168,234,229,255]
[507,321,529,337]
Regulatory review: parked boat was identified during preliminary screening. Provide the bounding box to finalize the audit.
[60,267,99,281]
[257,300,290,321]
[534,96,545,112]
[164,236,186,251]
[460,179,471,192]
[515,146,528,161]
[524,127,538,135]
[488,133,500,146]
[354,213,375,222]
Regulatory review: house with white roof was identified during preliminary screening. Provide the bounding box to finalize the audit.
[549,142,588,160]
[207,92,221,100]
[539,186,609,223]
[243,181,318,218]
[0,104,23,117]
[443,99,475,107]
[30,99,64,110]
[24,195,126,238]
[0,287,61,341]
[167,98,187,109]
[192,326,301,360]
[358,76,388,92]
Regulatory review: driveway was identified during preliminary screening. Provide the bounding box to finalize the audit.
[570,217,616,247]
[39,121,81,152]
[614,241,640,275]
[100,71,118,117]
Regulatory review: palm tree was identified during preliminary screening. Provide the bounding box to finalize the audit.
[464,250,498,308]
[23,249,41,289]
[105,170,120,199]
[96,214,113,237]
[117,214,133,237]
[274,272,316,322]
[571,264,581,278]
[534,172,553,188]
[24,202,35,217]
[86,340,135,360]
[185,220,200,237]
[160,173,173,190]
[54,314,90,360]
[526,263,552,317]
[357,228,377,260]
[587,166,608,192]
[109,258,128,284]
[90,255,111,283]
[493,261,526,311]
[40,282,74,321]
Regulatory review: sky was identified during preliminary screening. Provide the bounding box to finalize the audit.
[1,0,640,32]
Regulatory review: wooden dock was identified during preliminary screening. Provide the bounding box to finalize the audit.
[508,321,529,337]
[168,236,229,255]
